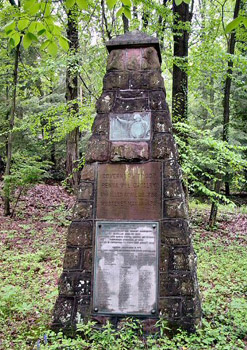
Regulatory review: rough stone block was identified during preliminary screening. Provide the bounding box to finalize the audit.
[83,248,92,271]
[106,49,125,71]
[163,199,188,219]
[160,245,169,272]
[78,182,94,200]
[169,247,191,271]
[164,179,184,199]
[67,221,93,247]
[129,72,151,89]
[159,297,182,319]
[126,48,141,70]
[160,272,194,297]
[141,47,160,70]
[92,115,109,136]
[160,219,191,246]
[110,142,149,161]
[73,201,93,220]
[96,92,115,113]
[103,72,129,90]
[117,90,147,99]
[150,91,167,110]
[163,160,182,179]
[59,272,74,296]
[113,97,149,113]
[85,136,109,163]
[153,111,172,133]
[149,71,165,89]
[81,164,96,181]
[63,247,81,270]
[52,297,74,326]
[74,296,91,322]
[182,296,201,319]
[152,133,177,159]
[74,273,91,296]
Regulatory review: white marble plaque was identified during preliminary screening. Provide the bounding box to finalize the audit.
[93,222,158,315]
[110,112,151,141]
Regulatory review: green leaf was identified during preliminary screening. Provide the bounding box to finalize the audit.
[27,3,40,15]
[37,29,46,36]
[4,21,15,34]
[22,32,33,49]
[183,0,190,4]
[23,0,35,11]
[11,32,21,47]
[47,41,58,56]
[121,0,131,6]
[65,0,76,9]
[116,7,124,17]
[174,0,182,5]
[241,17,247,29]
[76,0,88,10]
[17,19,29,31]
[40,39,50,50]
[123,6,131,19]
[106,0,117,10]
[59,36,69,51]
[225,16,242,34]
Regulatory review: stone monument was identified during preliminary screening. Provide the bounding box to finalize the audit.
[52,31,201,332]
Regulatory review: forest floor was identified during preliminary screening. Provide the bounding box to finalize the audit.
[0,183,247,350]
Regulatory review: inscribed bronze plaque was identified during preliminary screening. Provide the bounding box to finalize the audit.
[110,112,151,141]
[97,162,162,220]
[93,221,158,315]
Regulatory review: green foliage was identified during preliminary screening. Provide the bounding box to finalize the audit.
[225,15,247,34]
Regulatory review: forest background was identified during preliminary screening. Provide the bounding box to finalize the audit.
[0,0,247,349]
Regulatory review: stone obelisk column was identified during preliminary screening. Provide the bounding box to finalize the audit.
[52,31,201,333]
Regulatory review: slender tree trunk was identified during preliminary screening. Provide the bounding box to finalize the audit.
[223,0,241,196]
[122,13,129,33]
[3,42,21,216]
[209,0,241,226]
[66,6,80,190]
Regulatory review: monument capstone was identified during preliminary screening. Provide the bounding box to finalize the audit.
[52,30,201,333]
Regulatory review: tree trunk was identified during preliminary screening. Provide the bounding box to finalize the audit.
[222,0,241,196]
[66,6,80,191]
[3,42,21,216]
[172,1,190,124]
[209,0,241,225]
[122,13,129,33]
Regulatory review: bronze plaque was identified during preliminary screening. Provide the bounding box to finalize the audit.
[93,221,158,315]
[97,162,162,220]
[110,112,151,141]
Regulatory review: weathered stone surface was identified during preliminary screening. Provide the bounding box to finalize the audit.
[103,72,129,90]
[53,297,74,326]
[163,160,182,179]
[150,91,167,110]
[107,49,125,71]
[59,272,91,297]
[160,219,191,246]
[73,201,93,220]
[75,296,91,322]
[82,248,92,271]
[85,136,109,163]
[159,297,182,319]
[96,92,115,113]
[160,272,195,297]
[63,247,81,270]
[77,182,94,201]
[91,115,109,136]
[129,72,161,90]
[81,164,96,181]
[141,319,159,334]
[113,97,149,113]
[164,179,184,198]
[164,199,188,219]
[110,142,149,161]
[153,111,172,133]
[159,245,169,272]
[182,296,201,319]
[152,133,178,159]
[142,47,160,70]
[117,90,147,99]
[67,221,92,247]
[169,247,191,271]
[126,48,142,70]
